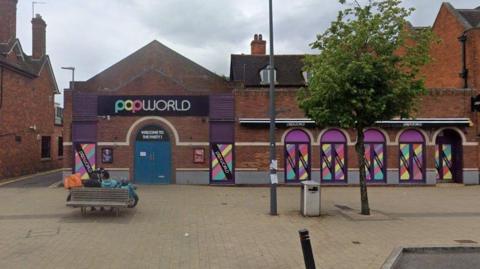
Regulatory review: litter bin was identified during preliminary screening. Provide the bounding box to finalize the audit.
[300,180,321,216]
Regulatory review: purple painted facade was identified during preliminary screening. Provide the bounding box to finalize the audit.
[321,129,348,183]
[72,122,97,142]
[73,92,98,121]
[210,122,234,142]
[364,129,385,142]
[285,129,310,143]
[284,129,311,182]
[209,94,234,120]
[399,129,425,143]
[321,129,346,142]
[399,129,426,182]
[364,129,386,182]
[209,94,235,184]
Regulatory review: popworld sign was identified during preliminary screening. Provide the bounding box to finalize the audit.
[115,99,191,113]
[97,95,209,116]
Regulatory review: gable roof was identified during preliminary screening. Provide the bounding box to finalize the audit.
[442,2,480,29]
[457,9,480,27]
[230,54,306,87]
[0,39,59,93]
[81,40,230,93]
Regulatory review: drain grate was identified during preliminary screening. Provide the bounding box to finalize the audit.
[352,241,361,245]
[335,204,353,211]
[455,239,478,244]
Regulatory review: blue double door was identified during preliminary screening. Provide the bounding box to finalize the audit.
[134,141,171,184]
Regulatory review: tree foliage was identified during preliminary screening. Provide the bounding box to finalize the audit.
[298,0,436,215]
[300,0,435,128]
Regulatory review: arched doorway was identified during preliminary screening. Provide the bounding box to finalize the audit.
[321,129,347,183]
[435,129,463,183]
[399,129,425,183]
[364,129,386,182]
[134,125,172,184]
[284,129,311,183]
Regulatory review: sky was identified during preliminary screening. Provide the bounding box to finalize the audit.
[12,0,477,105]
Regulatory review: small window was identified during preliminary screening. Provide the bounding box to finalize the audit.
[41,136,51,159]
[302,71,312,84]
[260,66,277,85]
[58,137,63,157]
[55,106,63,125]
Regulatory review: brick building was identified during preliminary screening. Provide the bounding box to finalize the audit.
[64,2,480,185]
[0,0,62,179]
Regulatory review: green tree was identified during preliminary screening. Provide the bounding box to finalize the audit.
[298,0,435,215]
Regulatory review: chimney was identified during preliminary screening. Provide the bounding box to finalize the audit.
[0,0,18,44]
[250,34,266,55]
[32,14,47,59]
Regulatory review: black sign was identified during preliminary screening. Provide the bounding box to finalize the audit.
[97,95,209,116]
[211,144,233,180]
[74,143,96,179]
[136,125,170,141]
[472,95,480,112]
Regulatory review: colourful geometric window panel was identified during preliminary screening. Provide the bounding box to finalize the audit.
[334,144,345,180]
[285,143,310,182]
[298,144,309,181]
[436,144,453,180]
[372,144,385,180]
[365,144,372,180]
[286,144,297,181]
[74,143,96,180]
[321,143,346,181]
[435,145,440,180]
[412,144,423,180]
[399,143,424,181]
[400,144,410,181]
[364,143,385,181]
[211,144,234,182]
[321,144,333,181]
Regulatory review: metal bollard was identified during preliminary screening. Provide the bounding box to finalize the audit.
[298,229,316,269]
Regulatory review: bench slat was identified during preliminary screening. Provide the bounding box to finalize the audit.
[67,188,131,208]
[67,201,128,207]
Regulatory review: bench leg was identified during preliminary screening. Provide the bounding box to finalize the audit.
[80,207,86,216]
[115,208,120,217]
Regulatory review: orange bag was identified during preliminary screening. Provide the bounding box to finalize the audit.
[64,173,83,189]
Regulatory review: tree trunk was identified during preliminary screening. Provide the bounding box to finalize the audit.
[355,127,370,215]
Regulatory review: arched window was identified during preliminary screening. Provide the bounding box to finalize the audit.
[321,129,347,182]
[399,129,425,182]
[435,129,463,183]
[284,129,311,182]
[364,129,386,182]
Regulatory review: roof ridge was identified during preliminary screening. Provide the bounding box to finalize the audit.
[442,2,473,29]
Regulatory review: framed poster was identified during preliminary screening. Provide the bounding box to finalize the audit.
[101,147,113,163]
[193,148,205,163]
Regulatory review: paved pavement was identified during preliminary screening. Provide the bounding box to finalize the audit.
[1,184,480,268]
[0,170,62,188]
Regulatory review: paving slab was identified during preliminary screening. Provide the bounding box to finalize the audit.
[1,185,480,268]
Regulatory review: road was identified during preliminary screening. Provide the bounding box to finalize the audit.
[0,170,63,188]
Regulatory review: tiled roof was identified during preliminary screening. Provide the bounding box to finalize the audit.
[81,40,230,93]
[230,54,306,87]
[0,39,59,93]
[457,9,480,27]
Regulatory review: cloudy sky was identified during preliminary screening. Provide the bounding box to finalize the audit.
[13,0,476,105]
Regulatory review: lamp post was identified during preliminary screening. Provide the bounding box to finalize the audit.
[61,67,75,90]
[268,0,278,216]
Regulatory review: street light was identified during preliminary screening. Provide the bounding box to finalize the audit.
[61,67,75,90]
[268,0,278,216]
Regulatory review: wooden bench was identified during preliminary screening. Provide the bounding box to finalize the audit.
[66,188,130,216]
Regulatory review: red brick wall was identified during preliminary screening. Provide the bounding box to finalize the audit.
[0,66,62,179]
[422,4,465,88]
[234,88,479,172]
